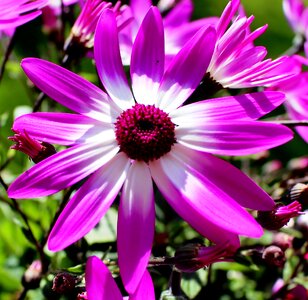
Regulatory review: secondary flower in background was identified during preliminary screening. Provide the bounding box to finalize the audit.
[41,0,79,32]
[283,0,308,38]
[8,7,293,294]
[171,241,235,272]
[268,55,308,143]
[257,201,302,230]
[65,0,130,50]
[119,0,218,65]
[86,256,155,300]
[206,0,297,89]
[0,0,48,33]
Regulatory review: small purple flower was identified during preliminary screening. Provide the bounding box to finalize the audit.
[283,0,308,37]
[172,241,235,272]
[0,0,48,32]
[207,0,296,88]
[8,7,293,293]
[257,201,303,230]
[86,256,154,300]
[9,129,56,163]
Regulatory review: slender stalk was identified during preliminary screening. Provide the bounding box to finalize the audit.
[268,120,308,127]
[0,175,46,270]
[0,32,16,84]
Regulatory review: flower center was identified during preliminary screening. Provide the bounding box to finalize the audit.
[115,104,176,162]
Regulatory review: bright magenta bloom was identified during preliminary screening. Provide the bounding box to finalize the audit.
[283,0,308,37]
[86,256,154,300]
[207,0,296,88]
[8,7,293,293]
[0,0,48,31]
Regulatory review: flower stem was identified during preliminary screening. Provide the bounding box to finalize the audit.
[0,32,16,84]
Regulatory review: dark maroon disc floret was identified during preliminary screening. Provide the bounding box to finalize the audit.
[115,104,176,162]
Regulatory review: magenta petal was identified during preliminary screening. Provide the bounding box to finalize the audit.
[86,256,122,300]
[21,58,118,122]
[158,25,216,113]
[216,0,240,38]
[169,144,275,210]
[129,270,155,300]
[48,153,130,251]
[0,11,41,29]
[130,0,152,25]
[163,0,193,28]
[118,161,155,294]
[7,141,119,199]
[170,91,286,122]
[13,112,112,146]
[149,147,264,240]
[95,9,134,110]
[176,120,294,156]
[130,7,164,105]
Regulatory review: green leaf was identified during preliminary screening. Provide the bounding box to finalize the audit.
[66,264,85,275]
[181,269,207,299]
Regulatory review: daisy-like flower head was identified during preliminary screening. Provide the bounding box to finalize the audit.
[207,0,297,89]
[283,0,308,38]
[86,256,154,300]
[8,7,293,293]
[0,0,48,33]
[119,0,218,66]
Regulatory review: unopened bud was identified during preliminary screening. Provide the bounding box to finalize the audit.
[272,232,293,251]
[22,260,42,289]
[52,272,76,294]
[262,245,286,267]
[257,201,302,230]
[172,242,235,272]
[290,183,308,205]
[9,129,56,163]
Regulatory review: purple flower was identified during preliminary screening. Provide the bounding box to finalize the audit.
[268,55,308,142]
[0,0,48,32]
[9,129,56,163]
[65,0,130,50]
[172,241,235,272]
[283,0,308,37]
[86,256,154,300]
[119,0,218,66]
[207,0,296,88]
[8,7,293,293]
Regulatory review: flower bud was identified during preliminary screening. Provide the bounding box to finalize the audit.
[257,201,302,230]
[52,272,76,294]
[290,183,308,206]
[9,129,56,163]
[262,245,286,267]
[272,232,293,251]
[172,242,235,273]
[22,260,42,289]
